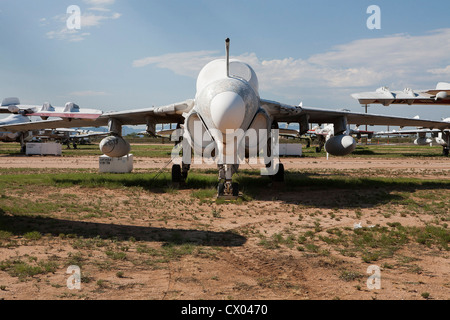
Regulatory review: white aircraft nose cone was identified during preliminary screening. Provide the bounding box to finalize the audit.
[210,91,246,133]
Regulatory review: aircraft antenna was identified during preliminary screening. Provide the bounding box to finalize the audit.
[225,38,230,77]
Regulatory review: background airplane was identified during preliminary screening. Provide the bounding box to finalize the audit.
[34,128,108,149]
[1,40,450,197]
[0,98,106,152]
[0,97,102,120]
[376,117,450,155]
[306,124,375,153]
[0,113,33,151]
[352,83,450,106]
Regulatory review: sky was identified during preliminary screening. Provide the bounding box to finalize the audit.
[1,0,450,128]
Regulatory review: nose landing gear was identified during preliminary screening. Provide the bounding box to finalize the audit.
[217,164,240,199]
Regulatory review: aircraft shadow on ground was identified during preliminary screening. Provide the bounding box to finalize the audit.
[51,176,217,193]
[0,211,246,247]
[51,172,449,209]
[236,173,449,209]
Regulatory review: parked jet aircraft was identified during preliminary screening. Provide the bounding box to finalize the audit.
[306,124,375,153]
[0,97,102,120]
[0,113,33,151]
[1,39,450,196]
[0,101,106,151]
[351,83,450,106]
[35,128,107,149]
[376,117,450,155]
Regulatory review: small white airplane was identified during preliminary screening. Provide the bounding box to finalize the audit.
[1,39,450,196]
[306,124,375,153]
[351,83,450,106]
[376,117,450,155]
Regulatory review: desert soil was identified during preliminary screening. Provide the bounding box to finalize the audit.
[0,155,448,301]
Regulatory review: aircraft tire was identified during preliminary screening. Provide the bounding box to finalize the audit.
[274,163,285,182]
[232,182,239,197]
[172,164,182,183]
[217,182,225,196]
[444,148,449,157]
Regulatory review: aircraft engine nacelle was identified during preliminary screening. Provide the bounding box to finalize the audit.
[324,134,356,156]
[414,137,432,145]
[99,135,131,158]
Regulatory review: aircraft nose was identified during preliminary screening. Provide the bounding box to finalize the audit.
[210,91,246,133]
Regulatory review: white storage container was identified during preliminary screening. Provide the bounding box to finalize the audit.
[26,143,62,156]
[99,154,134,173]
[278,144,302,156]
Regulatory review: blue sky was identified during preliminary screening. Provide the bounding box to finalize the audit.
[1,0,450,126]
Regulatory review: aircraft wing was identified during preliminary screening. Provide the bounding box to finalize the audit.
[306,130,328,136]
[376,128,443,135]
[72,132,109,139]
[1,101,103,119]
[279,128,301,137]
[261,99,450,131]
[351,83,450,106]
[0,100,194,133]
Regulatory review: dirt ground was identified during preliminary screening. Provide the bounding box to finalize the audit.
[0,154,449,170]
[0,155,449,301]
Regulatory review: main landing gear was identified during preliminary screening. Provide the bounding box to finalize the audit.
[265,161,285,183]
[273,163,285,182]
[171,163,190,184]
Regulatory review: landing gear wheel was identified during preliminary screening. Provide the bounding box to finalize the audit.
[444,148,449,157]
[217,182,225,196]
[232,182,239,197]
[171,164,182,183]
[273,163,285,182]
[316,147,321,153]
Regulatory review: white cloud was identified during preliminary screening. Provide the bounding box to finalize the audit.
[39,18,49,26]
[46,29,91,42]
[133,51,219,75]
[83,0,115,5]
[428,65,450,75]
[87,7,111,12]
[132,50,383,90]
[132,29,450,93]
[80,12,121,27]
[43,1,121,42]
